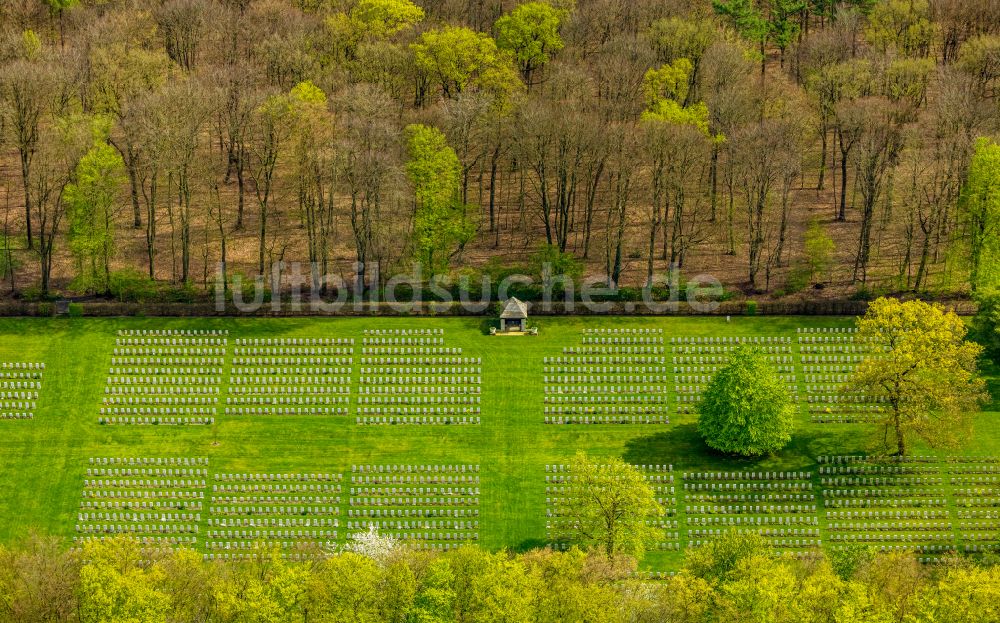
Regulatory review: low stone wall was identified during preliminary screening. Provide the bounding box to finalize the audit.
[0,298,978,317]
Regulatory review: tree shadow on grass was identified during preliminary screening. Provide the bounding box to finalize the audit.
[621,422,871,470]
[621,423,704,468]
[513,538,550,552]
[983,374,1000,412]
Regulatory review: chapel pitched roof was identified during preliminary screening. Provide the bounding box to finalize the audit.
[499,297,528,319]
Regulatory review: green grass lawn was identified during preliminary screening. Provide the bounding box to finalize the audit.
[0,315,997,570]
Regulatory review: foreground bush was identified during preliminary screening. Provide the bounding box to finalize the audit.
[1,533,999,623]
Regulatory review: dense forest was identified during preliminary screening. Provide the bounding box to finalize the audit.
[2,0,1000,301]
[3,532,1000,623]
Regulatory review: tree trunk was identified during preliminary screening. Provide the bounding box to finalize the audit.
[127,163,142,228]
[235,155,245,229]
[894,415,906,456]
[817,123,827,191]
[145,176,158,279]
[838,140,849,222]
[488,146,500,233]
[709,143,718,222]
[258,202,267,276]
[19,150,33,250]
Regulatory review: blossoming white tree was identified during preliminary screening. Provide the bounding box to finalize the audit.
[340,525,400,566]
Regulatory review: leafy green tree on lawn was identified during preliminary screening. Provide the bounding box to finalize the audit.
[495,1,567,89]
[404,124,475,274]
[65,140,126,294]
[559,452,663,560]
[847,297,987,456]
[698,345,795,457]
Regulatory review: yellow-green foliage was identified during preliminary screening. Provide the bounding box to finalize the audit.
[958,35,1000,93]
[495,1,566,83]
[47,534,1000,623]
[641,58,712,135]
[849,297,987,455]
[350,0,424,39]
[562,452,664,559]
[962,137,1000,291]
[865,0,937,57]
[649,17,715,65]
[411,26,521,104]
[642,99,711,135]
[405,124,473,272]
[642,58,693,108]
[883,58,934,105]
[19,30,41,60]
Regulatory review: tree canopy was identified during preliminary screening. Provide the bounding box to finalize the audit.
[5,531,1000,623]
[2,0,1000,301]
[350,0,424,40]
[404,123,474,273]
[848,297,987,455]
[557,452,663,559]
[698,345,796,457]
[411,26,520,104]
[962,137,1000,292]
[64,139,125,294]
[495,2,566,88]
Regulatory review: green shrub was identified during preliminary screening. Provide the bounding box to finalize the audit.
[228,272,270,304]
[616,287,643,302]
[530,244,584,285]
[803,219,835,284]
[505,282,544,302]
[785,263,812,294]
[851,285,875,301]
[67,303,83,317]
[482,256,530,283]
[36,302,53,316]
[164,283,197,303]
[745,300,758,315]
[972,290,1000,365]
[20,285,47,302]
[109,269,158,303]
